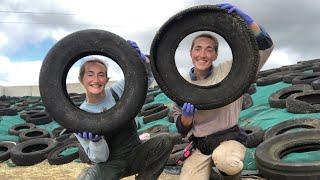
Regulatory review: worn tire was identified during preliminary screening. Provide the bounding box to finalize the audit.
[286,90,320,113]
[246,83,257,95]
[241,126,264,148]
[10,138,58,166]
[292,72,320,85]
[264,118,320,140]
[282,71,306,84]
[255,130,320,180]
[242,93,253,110]
[48,139,79,165]
[140,103,165,117]
[268,84,312,108]
[39,29,148,135]
[25,112,52,125]
[19,128,50,142]
[150,5,259,110]
[311,79,320,90]
[256,75,283,86]
[143,106,169,124]
[0,141,16,162]
[8,123,36,136]
[20,110,42,120]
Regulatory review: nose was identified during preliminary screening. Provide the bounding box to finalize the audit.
[199,49,206,57]
[92,74,99,82]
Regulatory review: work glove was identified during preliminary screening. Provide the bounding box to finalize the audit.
[182,102,197,117]
[217,3,254,25]
[127,40,147,62]
[77,132,102,142]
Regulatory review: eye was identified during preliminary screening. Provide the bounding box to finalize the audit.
[98,73,106,77]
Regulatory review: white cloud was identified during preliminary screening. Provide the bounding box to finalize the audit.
[0,57,42,86]
[0,33,8,48]
[262,48,300,70]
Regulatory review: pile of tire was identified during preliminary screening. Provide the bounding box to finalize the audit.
[255,118,320,179]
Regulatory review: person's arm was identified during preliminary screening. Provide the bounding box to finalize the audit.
[173,102,196,136]
[218,3,274,70]
[75,132,109,163]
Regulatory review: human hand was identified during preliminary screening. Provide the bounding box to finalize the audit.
[217,3,254,25]
[182,102,197,117]
[77,132,102,142]
[127,40,147,62]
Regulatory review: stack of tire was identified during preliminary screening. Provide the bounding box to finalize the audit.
[255,118,320,179]
[139,103,170,124]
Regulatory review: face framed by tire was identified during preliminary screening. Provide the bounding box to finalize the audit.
[150,5,259,110]
[39,29,148,135]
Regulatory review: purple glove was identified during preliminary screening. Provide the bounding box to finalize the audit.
[77,132,102,142]
[127,40,147,62]
[217,3,254,25]
[182,102,197,117]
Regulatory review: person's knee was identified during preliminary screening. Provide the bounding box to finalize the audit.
[211,140,246,175]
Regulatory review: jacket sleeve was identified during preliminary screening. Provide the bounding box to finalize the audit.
[255,25,275,71]
[75,133,109,163]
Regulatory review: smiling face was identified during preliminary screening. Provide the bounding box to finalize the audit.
[190,36,218,72]
[80,61,109,97]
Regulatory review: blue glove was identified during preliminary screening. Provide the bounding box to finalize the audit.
[182,102,197,117]
[127,40,147,62]
[217,3,254,25]
[77,132,102,142]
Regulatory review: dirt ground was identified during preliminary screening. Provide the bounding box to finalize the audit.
[0,160,262,180]
[0,160,179,180]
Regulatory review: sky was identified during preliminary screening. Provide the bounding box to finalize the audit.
[0,0,320,86]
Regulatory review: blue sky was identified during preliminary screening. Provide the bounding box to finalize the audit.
[1,0,320,86]
[3,38,54,62]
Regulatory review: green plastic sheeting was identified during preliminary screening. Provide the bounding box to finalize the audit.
[239,82,320,170]
[1,82,320,169]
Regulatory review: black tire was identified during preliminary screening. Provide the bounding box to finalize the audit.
[8,123,36,136]
[20,110,42,120]
[268,84,312,108]
[0,141,16,162]
[10,138,58,166]
[167,143,187,165]
[264,118,320,140]
[242,93,253,110]
[78,145,91,164]
[39,29,147,135]
[47,139,79,165]
[255,130,320,180]
[311,79,320,90]
[257,68,280,78]
[292,72,320,85]
[52,127,73,138]
[246,83,257,95]
[25,112,52,125]
[143,106,169,124]
[286,90,320,113]
[256,75,283,86]
[140,103,165,117]
[282,71,307,84]
[167,150,184,166]
[19,128,50,142]
[241,126,264,148]
[150,5,259,110]
[0,108,18,116]
[54,133,73,143]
